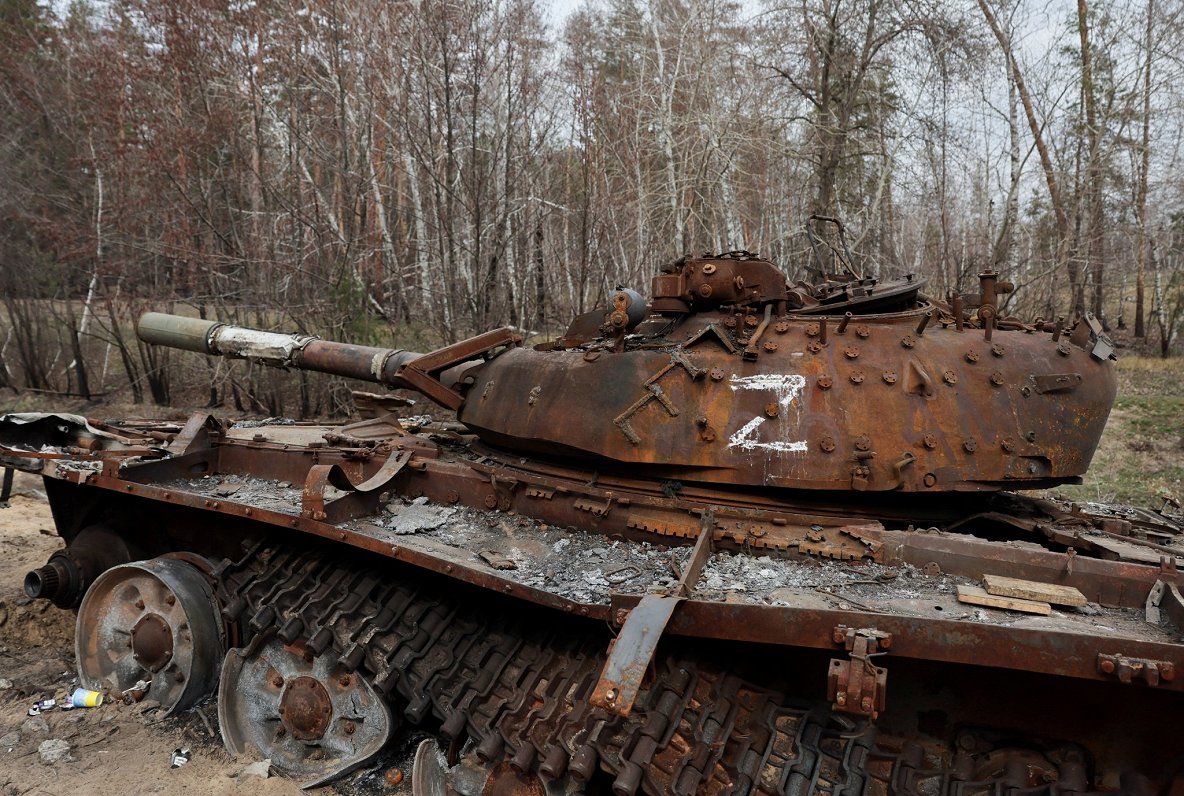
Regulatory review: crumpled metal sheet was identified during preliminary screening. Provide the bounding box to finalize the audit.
[0,413,135,451]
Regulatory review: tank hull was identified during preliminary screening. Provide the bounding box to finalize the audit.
[4,410,1183,792]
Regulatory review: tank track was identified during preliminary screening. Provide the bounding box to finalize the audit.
[211,542,1096,795]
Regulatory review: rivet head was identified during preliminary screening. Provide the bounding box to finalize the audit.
[965,350,980,363]
[1057,343,1072,356]
[724,316,737,328]
[1001,438,1016,453]
[820,436,836,453]
[990,372,1005,386]
[763,340,778,352]
[805,323,820,338]
[922,434,937,450]
[849,371,864,384]
[991,344,1006,357]
[901,335,916,349]
[942,370,957,385]
[854,435,872,452]
[817,375,833,390]
[808,341,823,353]
[764,402,779,418]
[855,325,870,339]
[882,370,898,384]
[963,438,977,453]
[709,367,725,381]
[774,321,790,334]
[844,346,859,359]
[744,314,759,327]
[484,495,498,509]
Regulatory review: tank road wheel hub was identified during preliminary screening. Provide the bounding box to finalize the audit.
[217,636,392,788]
[280,676,333,741]
[75,558,224,715]
[131,613,174,671]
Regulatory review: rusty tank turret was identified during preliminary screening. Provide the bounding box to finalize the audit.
[5,231,1183,795]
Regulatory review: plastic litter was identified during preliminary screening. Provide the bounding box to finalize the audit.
[170,747,191,768]
[69,688,103,708]
[27,699,56,716]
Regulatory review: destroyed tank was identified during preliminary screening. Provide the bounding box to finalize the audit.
[4,228,1184,794]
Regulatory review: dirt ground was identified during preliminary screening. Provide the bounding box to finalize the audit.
[0,474,415,796]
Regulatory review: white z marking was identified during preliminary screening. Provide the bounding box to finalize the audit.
[727,374,808,454]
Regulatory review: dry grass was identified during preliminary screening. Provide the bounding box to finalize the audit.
[1053,356,1184,507]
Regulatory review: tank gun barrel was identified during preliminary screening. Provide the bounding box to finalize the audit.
[137,312,423,385]
[136,312,522,410]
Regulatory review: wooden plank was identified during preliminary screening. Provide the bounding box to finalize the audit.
[982,574,1087,607]
[956,585,1051,615]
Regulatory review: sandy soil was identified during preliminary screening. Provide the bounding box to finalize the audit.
[0,475,413,796]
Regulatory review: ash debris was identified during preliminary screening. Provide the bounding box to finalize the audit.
[510,537,689,604]
[161,474,304,516]
[379,496,458,535]
[229,418,298,429]
[699,552,948,600]
[52,459,103,476]
[352,495,687,603]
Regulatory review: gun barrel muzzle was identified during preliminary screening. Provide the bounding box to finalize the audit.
[136,313,222,354]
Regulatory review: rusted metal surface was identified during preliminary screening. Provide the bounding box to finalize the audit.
[827,626,890,719]
[590,594,681,715]
[592,513,716,715]
[460,301,1115,493]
